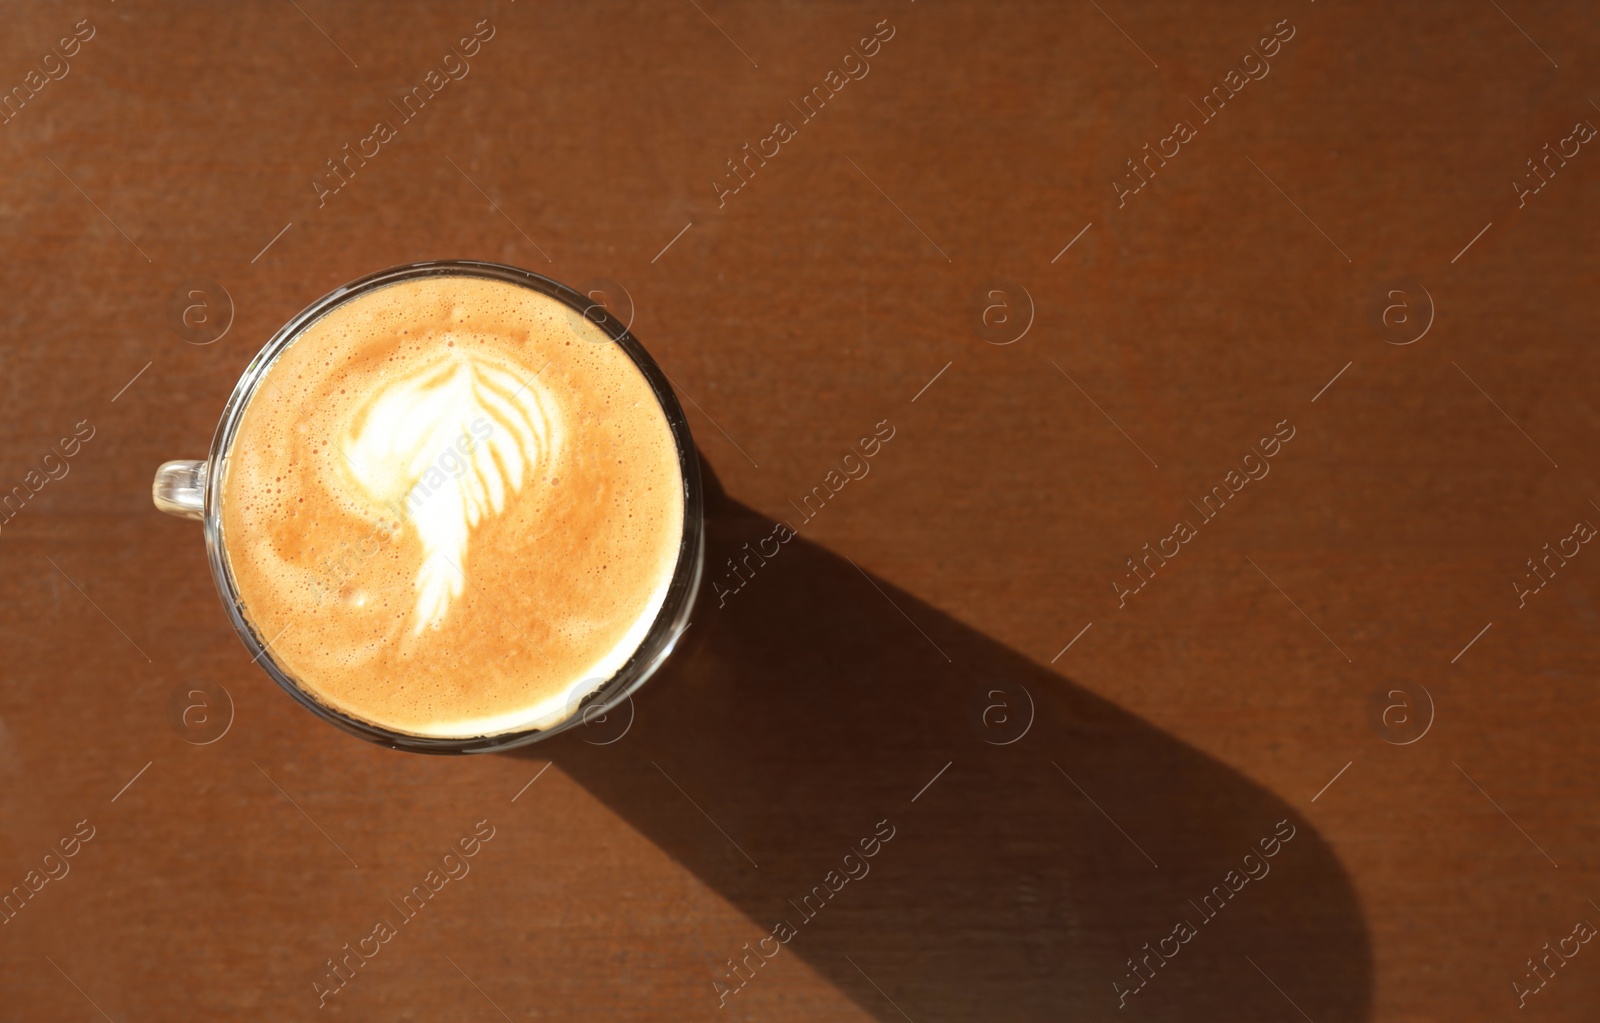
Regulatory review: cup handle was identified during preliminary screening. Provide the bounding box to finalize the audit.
[153,460,207,520]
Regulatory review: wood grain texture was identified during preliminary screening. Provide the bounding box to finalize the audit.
[1,1,1597,1019]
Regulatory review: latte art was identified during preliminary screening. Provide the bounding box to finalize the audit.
[340,349,561,633]
[218,274,686,739]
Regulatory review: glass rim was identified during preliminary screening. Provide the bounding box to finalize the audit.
[202,259,704,754]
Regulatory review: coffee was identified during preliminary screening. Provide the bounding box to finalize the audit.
[218,274,685,738]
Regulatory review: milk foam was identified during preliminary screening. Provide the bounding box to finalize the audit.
[341,348,560,634]
[219,275,685,738]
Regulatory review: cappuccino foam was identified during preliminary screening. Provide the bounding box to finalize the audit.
[219,275,685,737]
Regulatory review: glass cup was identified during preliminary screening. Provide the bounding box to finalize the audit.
[153,260,704,754]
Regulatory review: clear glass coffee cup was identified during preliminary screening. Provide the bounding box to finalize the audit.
[153,261,704,754]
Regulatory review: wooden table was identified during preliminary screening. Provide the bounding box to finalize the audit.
[2,2,1597,1019]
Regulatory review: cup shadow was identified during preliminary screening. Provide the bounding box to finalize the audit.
[518,460,1371,1021]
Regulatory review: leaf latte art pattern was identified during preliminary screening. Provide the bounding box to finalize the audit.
[342,349,559,633]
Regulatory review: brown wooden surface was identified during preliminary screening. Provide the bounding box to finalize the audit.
[2,1,1598,1019]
